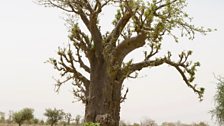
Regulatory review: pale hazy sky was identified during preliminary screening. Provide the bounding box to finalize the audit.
[0,0,224,125]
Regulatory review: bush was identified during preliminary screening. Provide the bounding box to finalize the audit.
[83,122,100,126]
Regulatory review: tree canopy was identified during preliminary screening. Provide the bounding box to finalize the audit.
[44,108,65,126]
[40,0,209,101]
[12,108,34,126]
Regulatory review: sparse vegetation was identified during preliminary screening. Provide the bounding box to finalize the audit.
[0,109,210,126]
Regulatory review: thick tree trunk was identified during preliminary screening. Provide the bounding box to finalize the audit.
[85,58,122,126]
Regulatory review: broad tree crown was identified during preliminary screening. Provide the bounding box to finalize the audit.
[39,0,211,103]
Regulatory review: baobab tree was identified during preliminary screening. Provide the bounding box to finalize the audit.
[38,0,210,126]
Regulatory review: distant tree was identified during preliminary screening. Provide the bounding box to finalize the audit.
[59,120,67,126]
[40,120,45,125]
[44,108,65,126]
[141,118,158,126]
[75,115,81,125]
[119,120,127,126]
[12,108,34,126]
[6,110,13,124]
[193,122,209,126]
[161,122,176,126]
[64,113,72,125]
[39,0,211,125]
[132,123,140,126]
[0,112,5,123]
[32,118,39,125]
[211,76,224,125]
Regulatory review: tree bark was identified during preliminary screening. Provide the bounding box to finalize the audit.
[85,57,122,126]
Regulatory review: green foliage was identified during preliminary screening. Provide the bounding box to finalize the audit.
[194,122,209,126]
[132,123,140,126]
[211,76,224,125]
[41,0,210,105]
[32,118,39,124]
[44,108,65,126]
[12,108,34,126]
[83,122,100,126]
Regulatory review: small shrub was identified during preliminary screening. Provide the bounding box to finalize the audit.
[83,122,100,126]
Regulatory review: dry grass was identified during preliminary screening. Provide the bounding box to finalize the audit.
[0,124,75,126]
[0,124,50,126]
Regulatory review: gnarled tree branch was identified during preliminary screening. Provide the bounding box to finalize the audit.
[48,46,90,102]
[113,32,147,64]
[121,51,204,100]
[106,9,134,45]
